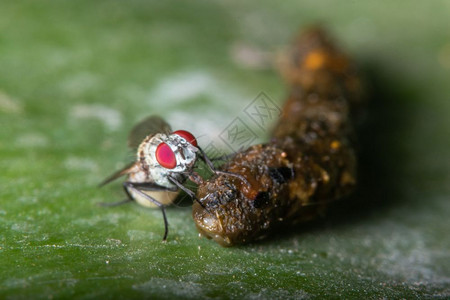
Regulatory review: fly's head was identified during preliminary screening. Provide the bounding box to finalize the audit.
[138,130,198,187]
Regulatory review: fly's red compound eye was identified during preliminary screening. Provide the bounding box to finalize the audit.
[173,130,198,147]
[155,143,177,169]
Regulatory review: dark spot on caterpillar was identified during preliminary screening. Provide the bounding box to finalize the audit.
[202,183,237,208]
[253,191,270,208]
[268,167,294,184]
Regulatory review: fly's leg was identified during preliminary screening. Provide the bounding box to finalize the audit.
[129,181,178,192]
[197,146,217,172]
[167,175,196,199]
[98,181,177,207]
[98,198,134,207]
[209,152,236,162]
[123,181,172,241]
[167,175,212,214]
[197,146,251,187]
[98,182,136,207]
[196,146,235,165]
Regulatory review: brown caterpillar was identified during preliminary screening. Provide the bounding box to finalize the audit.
[193,27,365,246]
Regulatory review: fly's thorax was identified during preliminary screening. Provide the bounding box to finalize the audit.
[138,133,198,187]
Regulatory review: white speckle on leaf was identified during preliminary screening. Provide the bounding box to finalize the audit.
[10,222,38,234]
[333,220,450,289]
[71,104,122,131]
[146,71,253,141]
[127,230,154,241]
[150,72,213,104]
[16,196,38,204]
[106,238,122,246]
[247,288,311,300]
[2,278,29,289]
[59,72,101,96]
[375,229,450,285]
[32,243,125,250]
[230,42,272,69]
[166,110,230,142]
[133,278,206,298]
[148,71,249,108]
[64,156,98,171]
[15,133,49,147]
[72,213,123,228]
[0,91,23,114]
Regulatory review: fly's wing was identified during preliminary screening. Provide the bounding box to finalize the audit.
[128,115,172,149]
[98,162,137,187]
[100,116,172,187]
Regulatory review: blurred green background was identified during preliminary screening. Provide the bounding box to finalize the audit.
[1,0,449,298]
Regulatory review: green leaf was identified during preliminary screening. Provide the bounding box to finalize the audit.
[1,0,449,298]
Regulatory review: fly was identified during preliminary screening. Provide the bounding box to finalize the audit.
[99,115,244,241]
[100,116,213,241]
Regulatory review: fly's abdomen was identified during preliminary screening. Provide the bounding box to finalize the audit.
[131,189,180,208]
